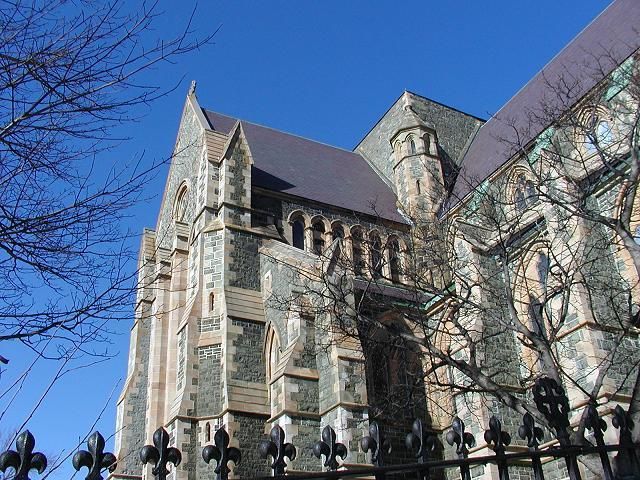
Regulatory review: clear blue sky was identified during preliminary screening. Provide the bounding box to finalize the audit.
[0,1,612,478]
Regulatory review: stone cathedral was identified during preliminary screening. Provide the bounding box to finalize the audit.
[113,1,640,478]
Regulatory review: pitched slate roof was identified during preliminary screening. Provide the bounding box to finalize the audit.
[448,0,640,208]
[203,110,406,223]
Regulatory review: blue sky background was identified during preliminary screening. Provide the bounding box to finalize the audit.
[0,1,613,478]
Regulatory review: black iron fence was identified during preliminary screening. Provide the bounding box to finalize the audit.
[1,378,638,480]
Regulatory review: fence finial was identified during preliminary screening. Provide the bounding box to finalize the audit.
[484,417,511,480]
[405,419,437,464]
[140,427,182,480]
[361,421,391,468]
[313,425,347,471]
[446,417,475,480]
[0,430,47,480]
[585,404,613,480]
[532,378,581,480]
[518,412,544,480]
[612,404,640,477]
[259,425,296,475]
[202,427,241,480]
[72,431,117,480]
[532,377,570,443]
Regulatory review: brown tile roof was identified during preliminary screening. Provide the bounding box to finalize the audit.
[448,0,640,209]
[203,110,406,223]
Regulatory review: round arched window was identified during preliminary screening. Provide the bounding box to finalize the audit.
[174,185,188,222]
[408,136,416,155]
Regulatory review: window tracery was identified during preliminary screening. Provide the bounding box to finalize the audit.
[513,173,538,212]
[362,317,424,421]
[586,120,613,153]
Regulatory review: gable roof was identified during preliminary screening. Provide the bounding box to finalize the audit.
[203,110,406,223]
[448,0,640,209]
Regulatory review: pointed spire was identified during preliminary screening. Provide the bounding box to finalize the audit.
[188,80,197,96]
[392,92,427,140]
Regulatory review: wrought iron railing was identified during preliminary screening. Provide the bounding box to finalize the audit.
[0,378,638,480]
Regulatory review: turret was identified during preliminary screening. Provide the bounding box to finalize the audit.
[390,92,444,221]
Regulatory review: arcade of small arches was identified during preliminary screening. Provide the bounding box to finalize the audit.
[287,211,406,283]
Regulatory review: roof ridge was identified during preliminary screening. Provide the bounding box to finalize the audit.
[353,90,486,151]
[405,90,487,122]
[203,108,362,157]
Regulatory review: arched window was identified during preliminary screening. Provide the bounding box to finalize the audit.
[388,238,402,283]
[362,318,425,421]
[205,422,211,442]
[266,327,281,386]
[394,141,403,160]
[536,252,549,289]
[408,136,416,155]
[416,180,421,195]
[369,233,383,278]
[209,292,215,312]
[586,118,613,153]
[515,247,556,374]
[332,224,345,241]
[174,184,188,222]
[351,228,365,275]
[514,174,538,212]
[312,221,326,254]
[292,219,305,250]
[422,134,431,155]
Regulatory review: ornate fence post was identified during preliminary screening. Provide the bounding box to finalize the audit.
[518,412,545,480]
[584,404,613,480]
[532,377,582,480]
[484,416,511,480]
[361,421,391,480]
[313,425,347,471]
[202,427,241,480]
[259,425,296,475]
[140,427,182,480]
[611,404,640,478]
[0,430,47,480]
[446,416,475,480]
[73,431,117,480]
[406,419,438,480]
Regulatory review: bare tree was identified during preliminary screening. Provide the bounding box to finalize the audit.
[263,48,640,464]
[0,0,214,360]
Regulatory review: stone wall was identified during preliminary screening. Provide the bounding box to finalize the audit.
[228,230,261,291]
[231,413,271,477]
[116,316,151,475]
[194,344,223,416]
[230,318,266,384]
[356,92,483,186]
[156,102,203,250]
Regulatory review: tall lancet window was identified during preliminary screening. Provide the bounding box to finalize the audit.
[408,136,416,155]
[174,184,188,222]
[292,219,305,250]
